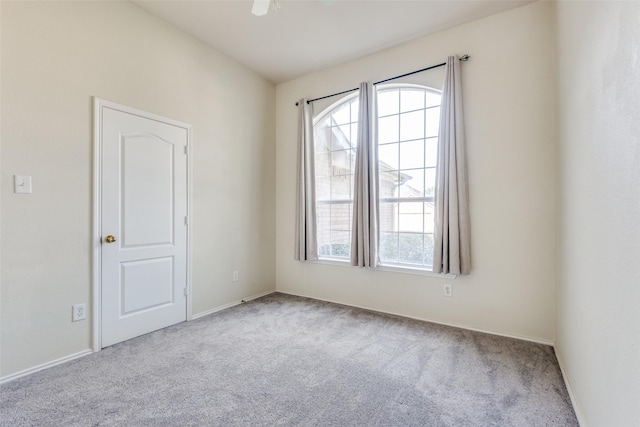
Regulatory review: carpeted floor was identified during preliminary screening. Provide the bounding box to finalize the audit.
[0,293,578,426]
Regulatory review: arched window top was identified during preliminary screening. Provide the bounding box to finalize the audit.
[314,83,441,126]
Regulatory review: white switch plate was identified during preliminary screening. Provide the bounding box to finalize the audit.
[14,175,32,194]
[233,271,239,282]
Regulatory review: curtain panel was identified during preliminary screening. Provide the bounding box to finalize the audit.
[350,82,380,268]
[433,56,471,275]
[294,99,318,261]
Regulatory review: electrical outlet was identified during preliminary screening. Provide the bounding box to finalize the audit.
[443,284,453,297]
[233,271,239,282]
[72,303,87,322]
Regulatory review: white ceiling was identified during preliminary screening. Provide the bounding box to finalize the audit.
[133,0,534,84]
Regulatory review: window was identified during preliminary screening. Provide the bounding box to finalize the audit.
[314,84,441,269]
[314,97,359,259]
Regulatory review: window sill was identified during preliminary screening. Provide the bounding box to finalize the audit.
[312,258,457,279]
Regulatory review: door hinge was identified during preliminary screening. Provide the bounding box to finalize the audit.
[184,216,189,226]
[184,287,188,297]
[184,145,188,155]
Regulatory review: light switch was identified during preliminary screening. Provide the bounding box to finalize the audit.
[14,175,32,194]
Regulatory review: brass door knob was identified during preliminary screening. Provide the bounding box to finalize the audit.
[104,235,117,244]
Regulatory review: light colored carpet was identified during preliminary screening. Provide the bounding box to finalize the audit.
[0,293,578,426]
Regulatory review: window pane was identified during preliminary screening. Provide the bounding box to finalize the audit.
[316,176,330,200]
[379,169,399,198]
[315,153,331,177]
[331,175,351,200]
[399,202,424,233]
[318,244,331,257]
[332,103,350,125]
[332,125,352,150]
[378,115,399,144]
[317,204,331,253]
[380,232,399,263]
[399,233,424,265]
[399,169,424,198]
[425,137,438,168]
[316,116,331,129]
[426,91,440,108]
[350,100,359,121]
[378,90,399,117]
[378,143,399,170]
[331,150,352,173]
[330,204,351,232]
[425,107,440,138]
[400,110,424,141]
[350,123,358,146]
[350,149,357,171]
[424,203,434,234]
[315,126,331,152]
[424,234,435,266]
[400,139,424,170]
[425,168,436,197]
[330,231,350,257]
[400,89,425,112]
[379,202,398,232]
[329,127,340,151]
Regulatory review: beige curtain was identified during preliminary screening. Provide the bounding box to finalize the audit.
[294,99,318,261]
[433,56,471,275]
[350,82,380,267]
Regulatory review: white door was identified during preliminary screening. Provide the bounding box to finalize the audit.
[98,101,190,348]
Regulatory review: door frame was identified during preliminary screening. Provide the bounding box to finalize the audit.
[92,97,193,352]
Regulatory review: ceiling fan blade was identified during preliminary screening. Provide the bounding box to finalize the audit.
[252,0,271,16]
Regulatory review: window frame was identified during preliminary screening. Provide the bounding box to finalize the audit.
[312,83,452,276]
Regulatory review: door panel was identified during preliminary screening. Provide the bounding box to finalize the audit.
[100,105,188,348]
[122,133,174,247]
[120,257,174,315]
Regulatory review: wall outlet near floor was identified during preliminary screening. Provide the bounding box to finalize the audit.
[72,303,87,322]
[232,271,239,282]
[443,284,453,297]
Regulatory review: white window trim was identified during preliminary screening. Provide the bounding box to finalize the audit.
[311,258,457,279]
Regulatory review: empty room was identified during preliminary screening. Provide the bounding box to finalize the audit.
[0,0,638,426]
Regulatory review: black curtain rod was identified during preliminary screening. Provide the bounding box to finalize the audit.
[295,54,470,106]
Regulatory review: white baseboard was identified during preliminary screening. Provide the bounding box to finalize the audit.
[0,291,275,384]
[276,289,554,346]
[191,289,276,320]
[0,349,93,385]
[1,289,555,391]
[555,349,586,427]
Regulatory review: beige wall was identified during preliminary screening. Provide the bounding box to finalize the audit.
[276,1,557,343]
[555,1,640,425]
[0,1,276,377]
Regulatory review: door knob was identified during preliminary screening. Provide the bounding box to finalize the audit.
[104,235,117,244]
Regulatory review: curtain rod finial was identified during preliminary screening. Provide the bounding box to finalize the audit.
[460,54,470,61]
